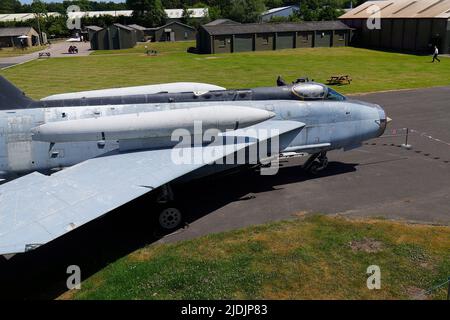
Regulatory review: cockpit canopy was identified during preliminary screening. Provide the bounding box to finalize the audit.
[291,83,346,101]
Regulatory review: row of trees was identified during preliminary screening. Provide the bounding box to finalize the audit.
[0,0,366,38]
[0,1,127,14]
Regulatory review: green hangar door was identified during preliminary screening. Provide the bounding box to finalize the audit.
[233,34,254,52]
[315,31,332,47]
[277,32,295,49]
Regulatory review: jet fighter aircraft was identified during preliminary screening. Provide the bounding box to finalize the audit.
[0,76,389,256]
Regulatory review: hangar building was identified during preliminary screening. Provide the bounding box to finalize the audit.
[339,0,450,54]
[90,23,137,50]
[196,21,352,54]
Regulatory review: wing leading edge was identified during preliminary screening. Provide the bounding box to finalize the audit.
[0,120,304,255]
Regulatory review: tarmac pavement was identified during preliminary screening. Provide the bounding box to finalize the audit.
[0,41,91,69]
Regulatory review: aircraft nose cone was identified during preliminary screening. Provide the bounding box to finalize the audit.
[375,104,390,137]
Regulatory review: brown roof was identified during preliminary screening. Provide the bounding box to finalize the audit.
[201,21,351,36]
[340,0,450,19]
[0,27,37,37]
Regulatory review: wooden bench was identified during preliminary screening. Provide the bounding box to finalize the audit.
[146,49,158,56]
[38,52,51,58]
[327,75,352,85]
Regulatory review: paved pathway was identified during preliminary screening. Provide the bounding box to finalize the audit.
[0,41,92,69]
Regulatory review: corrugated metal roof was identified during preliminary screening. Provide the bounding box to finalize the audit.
[85,25,103,32]
[262,5,300,16]
[339,0,450,19]
[0,9,208,22]
[0,27,35,37]
[202,21,352,36]
[127,24,148,31]
[165,8,208,19]
[113,23,135,31]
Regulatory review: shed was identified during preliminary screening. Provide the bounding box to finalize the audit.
[153,21,196,42]
[90,23,137,50]
[0,27,40,48]
[127,24,148,42]
[339,0,450,54]
[84,25,103,42]
[197,21,352,54]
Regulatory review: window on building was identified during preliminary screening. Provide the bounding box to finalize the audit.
[184,32,188,39]
[338,32,345,41]
[262,35,269,45]
[218,38,226,48]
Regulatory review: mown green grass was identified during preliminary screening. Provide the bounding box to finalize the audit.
[1,42,449,99]
[61,215,450,300]
[91,41,193,55]
[0,45,47,57]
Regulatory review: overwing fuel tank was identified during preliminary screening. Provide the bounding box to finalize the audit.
[31,106,275,143]
[41,82,226,101]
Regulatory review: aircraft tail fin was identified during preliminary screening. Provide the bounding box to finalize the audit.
[0,76,34,110]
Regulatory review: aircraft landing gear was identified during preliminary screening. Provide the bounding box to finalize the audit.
[158,205,183,230]
[303,151,328,175]
[155,184,184,231]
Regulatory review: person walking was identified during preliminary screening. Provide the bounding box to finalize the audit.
[432,46,440,63]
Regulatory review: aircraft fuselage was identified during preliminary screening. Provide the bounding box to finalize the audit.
[0,84,387,178]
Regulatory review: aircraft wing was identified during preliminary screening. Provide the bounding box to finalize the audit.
[0,120,304,255]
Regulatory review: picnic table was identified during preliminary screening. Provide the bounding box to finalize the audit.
[146,49,158,56]
[38,52,51,58]
[326,75,352,85]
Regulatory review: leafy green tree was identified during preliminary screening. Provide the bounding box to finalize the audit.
[0,0,22,14]
[265,0,284,9]
[31,0,47,15]
[126,0,167,27]
[226,0,266,23]
[295,0,343,21]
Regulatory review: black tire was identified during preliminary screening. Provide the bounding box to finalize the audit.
[308,162,321,175]
[157,204,183,231]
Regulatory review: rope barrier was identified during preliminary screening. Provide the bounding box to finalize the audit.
[413,278,450,300]
[380,127,450,148]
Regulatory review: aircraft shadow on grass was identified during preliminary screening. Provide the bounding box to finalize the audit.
[0,161,357,300]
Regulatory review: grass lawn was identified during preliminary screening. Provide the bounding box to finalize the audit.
[1,41,449,99]
[0,45,47,58]
[60,215,450,300]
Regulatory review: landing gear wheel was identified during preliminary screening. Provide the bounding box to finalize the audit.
[308,162,321,175]
[158,206,183,230]
[319,156,328,170]
[304,151,328,175]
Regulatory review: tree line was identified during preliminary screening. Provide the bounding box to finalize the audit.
[0,0,366,38]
